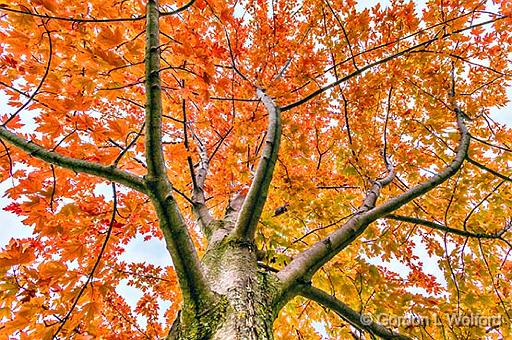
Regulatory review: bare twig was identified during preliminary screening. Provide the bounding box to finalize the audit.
[2,20,53,127]
[53,183,118,338]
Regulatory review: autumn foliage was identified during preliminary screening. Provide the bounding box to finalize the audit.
[0,0,511,338]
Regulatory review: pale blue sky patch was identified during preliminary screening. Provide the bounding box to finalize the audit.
[118,236,172,268]
[0,179,33,245]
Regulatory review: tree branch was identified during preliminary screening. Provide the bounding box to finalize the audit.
[3,20,52,127]
[233,88,282,241]
[0,127,146,192]
[204,191,247,246]
[179,90,213,234]
[190,126,214,234]
[149,191,214,309]
[290,10,497,96]
[466,156,512,182]
[386,214,512,246]
[144,0,167,180]
[277,155,396,293]
[300,285,412,340]
[281,16,505,112]
[53,183,118,338]
[277,98,470,297]
[143,0,213,311]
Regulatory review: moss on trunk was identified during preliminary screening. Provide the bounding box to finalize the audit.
[167,236,281,339]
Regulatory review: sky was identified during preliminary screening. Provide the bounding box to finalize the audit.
[0,0,511,335]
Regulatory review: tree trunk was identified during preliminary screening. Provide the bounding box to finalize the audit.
[167,228,281,340]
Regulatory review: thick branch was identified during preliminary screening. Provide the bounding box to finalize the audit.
[143,0,212,310]
[190,129,214,233]
[277,162,395,293]
[359,111,469,220]
[180,94,212,234]
[233,88,281,241]
[148,186,214,309]
[160,0,196,16]
[224,191,246,225]
[145,0,167,179]
[0,6,145,22]
[300,285,412,340]
[0,127,145,192]
[206,191,246,246]
[277,110,469,295]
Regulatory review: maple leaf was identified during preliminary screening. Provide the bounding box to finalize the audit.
[0,0,511,339]
[0,239,35,267]
[3,202,23,215]
[36,0,59,13]
[38,261,67,281]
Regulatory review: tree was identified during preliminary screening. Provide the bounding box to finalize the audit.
[0,0,511,338]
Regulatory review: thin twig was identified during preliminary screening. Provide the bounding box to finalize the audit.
[53,183,118,338]
[3,20,53,127]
